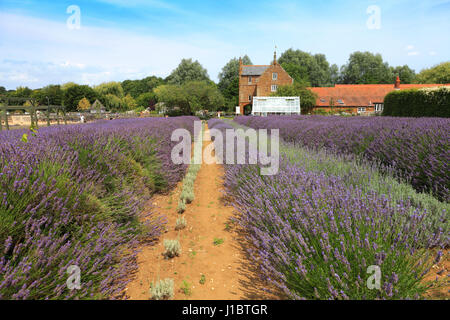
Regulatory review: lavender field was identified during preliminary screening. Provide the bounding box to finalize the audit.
[0,117,196,299]
[209,118,448,300]
[235,116,450,202]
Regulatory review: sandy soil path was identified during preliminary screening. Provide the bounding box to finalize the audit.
[125,124,274,300]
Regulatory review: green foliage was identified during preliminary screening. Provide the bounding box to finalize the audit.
[122,76,165,98]
[213,238,224,246]
[383,86,450,117]
[166,58,210,85]
[180,280,192,296]
[218,56,252,110]
[63,84,97,112]
[150,278,174,300]
[155,81,224,115]
[392,65,416,84]
[14,86,33,98]
[278,49,334,86]
[199,274,206,285]
[136,92,157,109]
[93,81,124,98]
[340,51,394,84]
[122,94,137,111]
[416,62,450,84]
[164,239,181,258]
[270,82,317,114]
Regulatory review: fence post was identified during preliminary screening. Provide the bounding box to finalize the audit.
[56,107,60,125]
[46,99,51,127]
[0,105,3,131]
[5,101,10,130]
[32,101,39,129]
[63,107,67,125]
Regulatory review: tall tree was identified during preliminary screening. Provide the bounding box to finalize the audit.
[122,76,165,98]
[154,81,224,114]
[278,49,333,86]
[63,84,97,112]
[391,65,416,84]
[416,62,450,84]
[218,55,252,111]
[340,51,394,84]
[166,59,210,85]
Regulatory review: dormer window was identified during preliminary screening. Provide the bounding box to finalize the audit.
[272,73,278,80]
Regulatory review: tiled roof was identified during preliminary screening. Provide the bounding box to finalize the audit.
[309,84,449,107]
[242,65,269,76]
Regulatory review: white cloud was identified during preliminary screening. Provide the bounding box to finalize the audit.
[0,12,234,89]
[405,45,415,50]
[407,51,420,56]
[429,51,437,56]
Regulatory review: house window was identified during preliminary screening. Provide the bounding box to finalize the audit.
[248,76,252,84]
[375,104,384,112]
[357,107,366,113]
[272,73,278,80]
[271,85,278,92]
[249,95,252,102]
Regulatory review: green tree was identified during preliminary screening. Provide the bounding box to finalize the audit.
[154,84,190,114]
[278,49,333,86]
[14,86,33,98]
[121,94,137,111]
[122,76,165,98]
[136,92,158,109]
[154,81,224,115]
[416,62,450,84]
[0,86,6,95]
[63,84,97,112]
[183,81,225,112]
[340,51,394,84]
[270,82,317,114]
[166,59,210,85]
[93,81,124,98]
[392,65,416,84]
[218,55,252,111]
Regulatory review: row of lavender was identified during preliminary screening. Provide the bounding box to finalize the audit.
[208,118,446,299]
[0,117,196,299]
[234,116,450,202]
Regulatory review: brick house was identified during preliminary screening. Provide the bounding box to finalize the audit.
[309,77,449,115]
[238,52,293,115]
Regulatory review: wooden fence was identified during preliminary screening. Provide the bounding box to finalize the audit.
[0,97,67,131]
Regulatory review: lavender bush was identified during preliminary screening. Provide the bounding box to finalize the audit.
[235,116,450,202]
[209,119,445,300]
[0,116,196,299]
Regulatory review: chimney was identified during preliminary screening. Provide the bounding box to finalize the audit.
[394,76,401,89]
[273,50,277,65]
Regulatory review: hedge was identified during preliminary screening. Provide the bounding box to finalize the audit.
[383,86,450,118]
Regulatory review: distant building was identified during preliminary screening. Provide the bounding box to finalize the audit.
[238,51,293,115]
[309,77,449,115]
[90,99,106,114]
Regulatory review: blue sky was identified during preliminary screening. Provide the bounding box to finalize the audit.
[0,0,449,89]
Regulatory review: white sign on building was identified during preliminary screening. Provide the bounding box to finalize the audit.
[252,97,300,116]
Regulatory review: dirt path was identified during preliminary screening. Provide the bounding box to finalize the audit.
[126,124,274,300]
